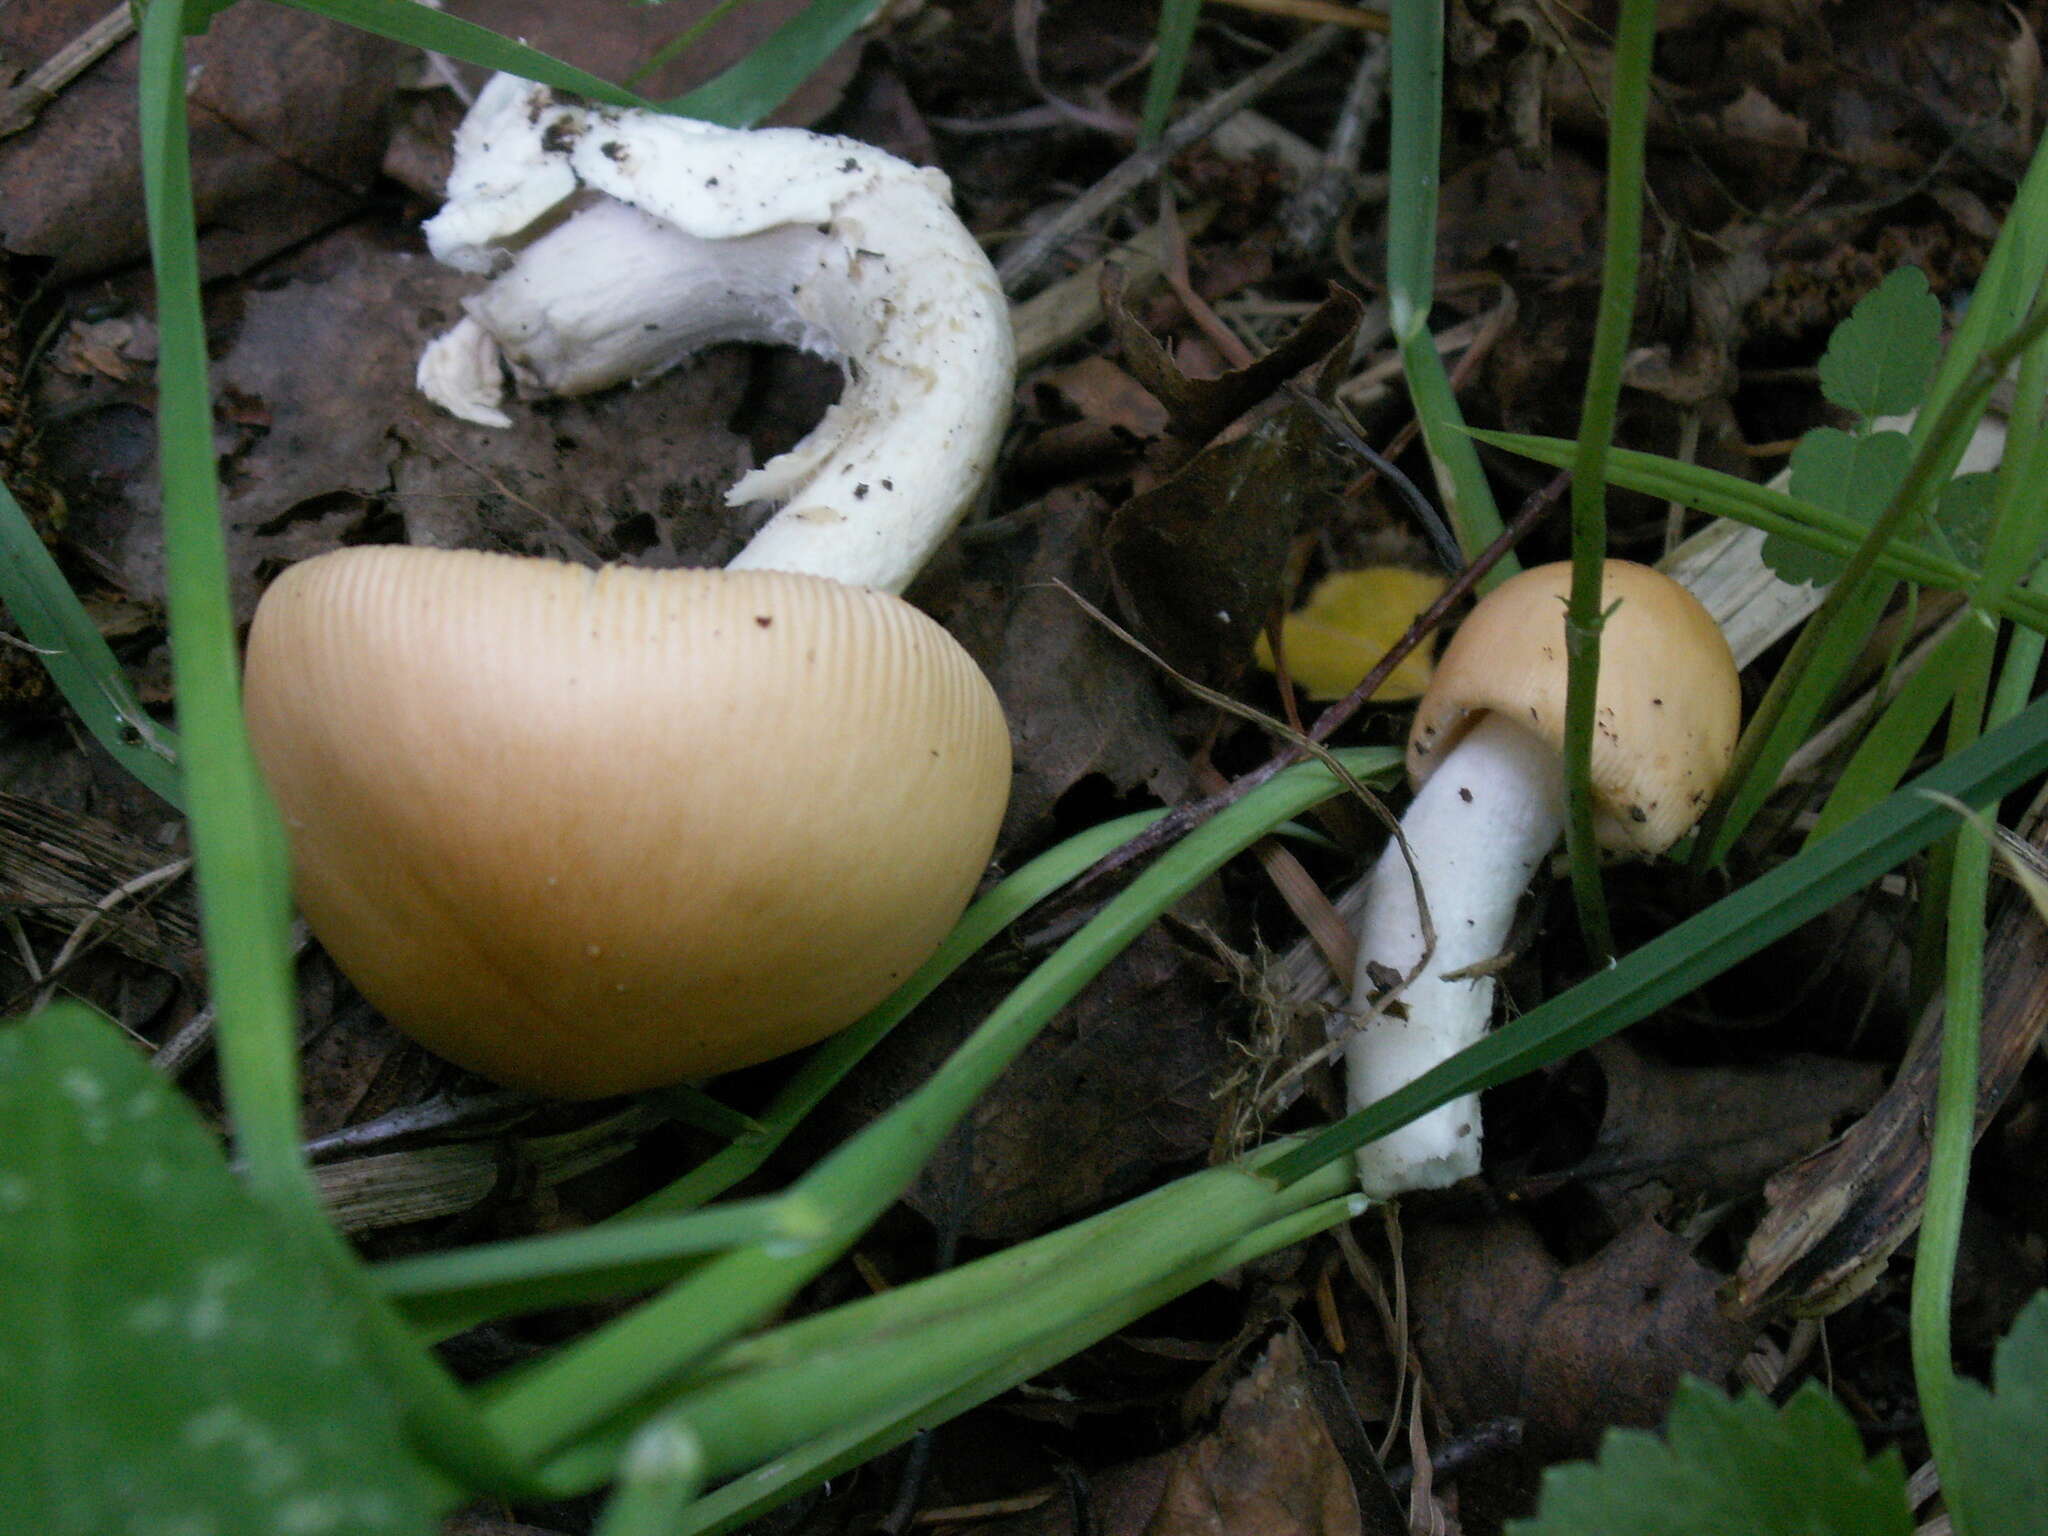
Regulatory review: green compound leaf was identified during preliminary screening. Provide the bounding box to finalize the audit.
[1932,469,1999,571]
[1947,1291,2048,1536]
[1509,1379,1912,1536]
[1762,426,1912,586]
[1819,265,1943,421]
[0,1004,435,1536]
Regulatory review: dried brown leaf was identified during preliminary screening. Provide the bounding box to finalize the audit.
[1408,1213,1752,1464]
[1571,1039,1884,1227]
[0,3,406,279]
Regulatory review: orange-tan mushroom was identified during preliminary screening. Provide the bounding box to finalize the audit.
[244,552,1010,1098]
[1347,560,1739,1196]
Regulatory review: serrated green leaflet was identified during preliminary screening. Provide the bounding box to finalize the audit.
[0,1004,436,1536]
[1820,265,1943,419]
[1948,1291,2048,1536]
[1761,426,1911,586]
[1510,1380,1913,1536]
[1935,470,2001,570]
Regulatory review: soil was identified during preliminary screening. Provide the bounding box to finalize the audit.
[3,1,2046,1532]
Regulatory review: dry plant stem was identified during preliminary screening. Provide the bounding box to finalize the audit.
[300,1088,541,1162]
[1013,0,1137,138]
[0,2,132,137]
[30,857,192,1011]
[1282,31,1389,256]
[1775,610,1968,786]
[1211,0,1390,28]
[1157,188,1257,368]
[1068,471,1570,896]
[1729,847,2048,1320]
[1010,210,1217,370]
[1194,762,1355,983]
[995,26,1346,294]
[153,921,311,1081]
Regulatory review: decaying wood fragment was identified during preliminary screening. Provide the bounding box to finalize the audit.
[1728,826,2048,1320]
[0,791,197,972]
[315,1099,672,1234]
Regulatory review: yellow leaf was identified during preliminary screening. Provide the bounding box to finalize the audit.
[1254,567,1445,702]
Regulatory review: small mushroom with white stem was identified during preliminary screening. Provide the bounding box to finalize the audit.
[1345,560,1741,1197]
[241,79,1016,1099]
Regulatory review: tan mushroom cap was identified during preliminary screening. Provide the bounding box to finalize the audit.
[244,547,1012,1098]
[1406,559,1740,857]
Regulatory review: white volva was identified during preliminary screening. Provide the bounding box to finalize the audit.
[416,73,1014,594]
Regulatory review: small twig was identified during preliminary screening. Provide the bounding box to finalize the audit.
[1195,760,1354,983]
[997,25,1347,295]
[301,1088,544,1163]
[1056,579,1405,833]
[0,3,134,139]
[1384,1415,1525,1494]
[1287,384,1462,572]
[24,857,192,1012]
[909,1491,1056,1526]
[1052,582,1446,1042]
[1156,186,1258,368]
[152,921,311,1081]
[1012,0,1141,139]
[1212,0,1390,29]
[6,913,43,982]
[1282,31,1390,257]
[1067,471,1570,896]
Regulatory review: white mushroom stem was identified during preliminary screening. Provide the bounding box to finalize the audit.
[1345,714,1565,1198]
[415,73,1014,594]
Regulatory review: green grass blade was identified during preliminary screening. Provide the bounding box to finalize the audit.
[1264,685,2048,1185]
[481,749,1401,1461]
[536,1183,1361,1517]
[1807,624,1967,844]
[595,1417,705,1536]
[1557,0,1657,958]
[1470,431,2048,629]
[0,480,182,806]
[137,0,306,1211]
[625,810,1164,1219]
[1139,0,1203,144]
[266,0,645,107]
[682,1208,1374,1533]
[395,812,1165,1338]
[1387,0,1509,572]
[141,4,566,1497]
[1912,127,2048,463]
[268,0,882,128]
[656,1161,1359,1484]
[663,0,886,125]
[376,1197,823,1330]
[1910,306,2048,1506]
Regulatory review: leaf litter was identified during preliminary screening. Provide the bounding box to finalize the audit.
[2,0,2047,1532]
